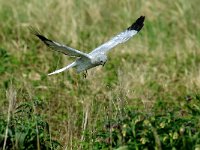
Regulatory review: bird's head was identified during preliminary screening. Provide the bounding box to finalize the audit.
[99,55,107,66]
[93,54,107,66]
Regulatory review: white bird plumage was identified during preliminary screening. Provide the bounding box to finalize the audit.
[34,16,145,75]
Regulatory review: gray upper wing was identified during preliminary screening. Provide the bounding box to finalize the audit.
[89,16,145,55]
[35,33,90,58]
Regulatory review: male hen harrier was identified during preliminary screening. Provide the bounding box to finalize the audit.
[35,16,145,75]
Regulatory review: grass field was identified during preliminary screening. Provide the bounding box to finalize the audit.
[0,0,200,149]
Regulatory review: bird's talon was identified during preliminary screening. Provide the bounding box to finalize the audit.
[83,70,88,78]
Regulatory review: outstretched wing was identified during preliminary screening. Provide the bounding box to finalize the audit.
[34,32,90,58]
[89,16,145,55]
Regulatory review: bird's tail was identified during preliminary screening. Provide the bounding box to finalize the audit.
[48,62,76,76]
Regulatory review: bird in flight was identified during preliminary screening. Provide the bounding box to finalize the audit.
[35,16,145,76]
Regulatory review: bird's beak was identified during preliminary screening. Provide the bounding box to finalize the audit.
[102,62,106,67]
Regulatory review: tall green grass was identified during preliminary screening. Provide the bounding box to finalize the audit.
[0,0,200,149]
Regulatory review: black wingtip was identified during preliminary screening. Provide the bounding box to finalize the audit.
[35,34,52,46]
[34,33,52,47]
[35,34,49,42]
[127,16,145,32]
[29,27,53,46]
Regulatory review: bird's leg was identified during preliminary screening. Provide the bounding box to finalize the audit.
[102,62,106,67]
[83,70,88,78]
